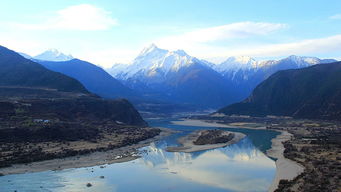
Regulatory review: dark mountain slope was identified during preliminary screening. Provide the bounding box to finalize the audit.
[164,63,234,108]
[108,45,235,109]
[218,62,341,120]
[0,46,159,168]
[216,56,337,104]
[0,45,150,143]
[0,46,88,93]
[36,59,135,98]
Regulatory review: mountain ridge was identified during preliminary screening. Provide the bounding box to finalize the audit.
[34,49,74,61]
[107,44,337,109]
[0,45,88,93]
[36,58,136,99]
[107,44,233,108]
[217,62,341,120]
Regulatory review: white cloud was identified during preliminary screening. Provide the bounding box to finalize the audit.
[78,48,140,68]
[208,34,341,60]
[329,14,341,20]
[15,4,117,31]
[89,30,341,67]
[156,22,287,50]
[147,22,341,63]
[0,36,43,56]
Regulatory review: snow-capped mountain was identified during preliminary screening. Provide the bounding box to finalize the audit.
[107,44,338,109]
[215,55,334,75]
[214,56,258,73]
[109,44,209,83]
[33,49,74,61]
[213,55,338,102]
[107,44,232,108]
[263,55,336,70]
[213,56,260,83]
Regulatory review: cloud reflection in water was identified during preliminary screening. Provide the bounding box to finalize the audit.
[140,138,276,192]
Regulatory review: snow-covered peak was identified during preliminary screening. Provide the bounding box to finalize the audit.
[109,45,205,80]
[173,49,188,56]
[226,56,256,64]
[143,43,157,51]
[138,44,166,57]
[286,55,320,63]
[34,49,74,61]
[106,63,129,77]
[215,56,258,73]
[135,46,197,77]
[286,55,334,67]
[215,55,331,74]
[156,49,197,73]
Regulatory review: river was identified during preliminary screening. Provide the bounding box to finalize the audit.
[0,118,279,192]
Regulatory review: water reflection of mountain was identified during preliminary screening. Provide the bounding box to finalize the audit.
[0,119,277,192]
[141,137,267,167]
[139,137,276,192]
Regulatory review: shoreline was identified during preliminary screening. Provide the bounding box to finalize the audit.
[0,127,175,176]
[171,119,266,129]
[0,118,307,192]
[171,118,304,192]
[166,130,246,153]
[266,130,305,192]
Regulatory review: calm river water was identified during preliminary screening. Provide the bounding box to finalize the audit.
[1,118,279,192]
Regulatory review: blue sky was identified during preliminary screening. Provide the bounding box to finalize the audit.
[1,0,341,67]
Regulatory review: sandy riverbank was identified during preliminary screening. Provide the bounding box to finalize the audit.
[171,119,266,129]
[266,131,305,192]
[171,118,305,192]
[166,130,246,153]
[0,128,175,176]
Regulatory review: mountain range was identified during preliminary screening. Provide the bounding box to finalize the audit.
[108,44,233,108]
[217,61,341,120]
[214,55,337,102]
[0,45,146,126]
[33,49,74,61]
[17,45,338,111]
[0,46,87,93]
[19,49,74,61]
[36,59,135,99]
[107,44,337,109]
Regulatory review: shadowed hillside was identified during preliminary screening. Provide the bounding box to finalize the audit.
[0,46,160,168]
[0,46,88,93]
[218,62,341,120]
[36,59,135,99]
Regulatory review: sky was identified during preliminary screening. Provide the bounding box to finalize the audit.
[1,0,341,68]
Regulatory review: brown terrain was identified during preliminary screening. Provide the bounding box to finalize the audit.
[269,120,341,192]
[0,87,161,172]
